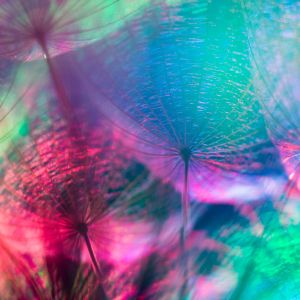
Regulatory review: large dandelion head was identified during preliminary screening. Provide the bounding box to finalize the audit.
[77,0,283,203]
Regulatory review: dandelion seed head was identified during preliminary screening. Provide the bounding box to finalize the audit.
[79,0,283,202]
[0,0,155,61]
[1,100,156,278]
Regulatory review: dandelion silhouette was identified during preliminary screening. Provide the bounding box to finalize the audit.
[0,101,154,299]
[0,0,156,120]
[78,1,276,294]
[0,0,152,61]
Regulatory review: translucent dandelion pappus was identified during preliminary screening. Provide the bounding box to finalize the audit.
[76,2,284,296]
[78,0,282,270]
[1,106,155,297]
[0,0,152,61]
[243,1,300,186]
[80,0,283,202]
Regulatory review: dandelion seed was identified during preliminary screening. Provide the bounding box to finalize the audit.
[1,104,155,298]
[0,0,156,117]
[0,0,152,61]
[77,1,280,295]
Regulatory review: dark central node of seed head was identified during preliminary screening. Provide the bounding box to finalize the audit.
[32,27,47,47]
[179,146,192,164]
[76,222,88,235]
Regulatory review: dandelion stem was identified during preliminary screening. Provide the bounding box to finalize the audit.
[82,232,108,299]
[179,157,190,299]
[182,158,190,242]
[82,232,102,279]
[37,37,72,118]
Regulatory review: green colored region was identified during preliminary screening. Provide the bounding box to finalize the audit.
[221,207,300,299]
[18,120,29,137]
[0,61,47,155]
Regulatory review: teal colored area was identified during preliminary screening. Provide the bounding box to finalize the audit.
[221,204,300,299]
[82,0,277,176]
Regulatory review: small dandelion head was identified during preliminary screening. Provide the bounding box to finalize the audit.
[0,1,61,60]
[0,95,134,263]
[0,0,152,61]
